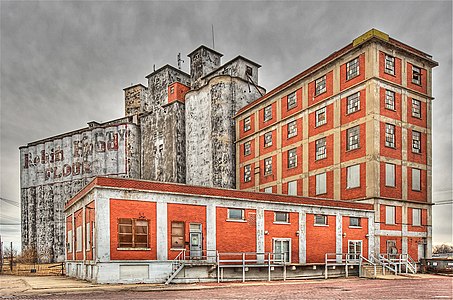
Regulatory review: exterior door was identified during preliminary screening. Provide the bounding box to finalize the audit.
[273,239,290,263]
[348,240,362,261]
[189,223,202,259]
[418,243,425,261]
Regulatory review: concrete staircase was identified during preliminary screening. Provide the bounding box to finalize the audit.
[360,263,383,278]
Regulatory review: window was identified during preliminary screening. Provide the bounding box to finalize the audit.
[171,221,185,249]
[244,116,251,132]
[288,181,297,196]
[412,131,421,154]
[412,208,421,226]
[264,132,273,147]
[385,123,395,148]
[273,239,290,262]
[346,57,359,80]
[385,54,395,75]
[288,148,297,168]
[244,164,251,182]
[347,92,360,114]
[67,230,73,253]
[274,212,289,223]
[316,172,326,195]
[347,126,360,150]
[385,90,395,110]
[315,215,327,225]
[264,105,272,122]
[246,66,253,76]
[412,66,421,85]
[385,206,396,225]
[118,218,149,248]
[170,86,175,94]
[315,107,327,126]
[315,138,327,160]
[287,120,297,138]
[412,168,421,191]
[385,163,396,187]
[287,92,297,110]
[347,164,360,189]
[350,217,361,227]
[264,187,273,193]
[76,226,82,252]
[228,208,244,220]
[412,99,421,118]
[86,223,90,251]
[244,141,251,156]
[264,157,272,175]
[315,76,326,95]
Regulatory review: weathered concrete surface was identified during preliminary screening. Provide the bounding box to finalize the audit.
[188,46,222,89]
[124,84,146,116]
[20,120,140,262]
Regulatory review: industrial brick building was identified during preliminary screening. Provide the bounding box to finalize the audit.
[21,28,437,281]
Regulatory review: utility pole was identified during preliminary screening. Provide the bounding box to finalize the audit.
[10,242,13,272]
[0,235,3,273]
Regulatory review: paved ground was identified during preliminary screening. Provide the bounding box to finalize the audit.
[1,274,451,299]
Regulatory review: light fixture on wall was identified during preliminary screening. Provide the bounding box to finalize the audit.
[343,232,347,238]
[296,230,300,236]
[264,230,269,235]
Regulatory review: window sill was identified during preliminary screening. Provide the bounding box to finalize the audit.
[384,71,396,77]
[170,248,185,251]
[346,109,360,115]
[264,173,273,177]
[117,247,151,251]
[287,105,297,111]
[384,223,396,226]
[384,145,396,149]
[346,186,361,190]
[315,157,326,161]
[314,91,327,97]
[411,189,422,193]
[273,221,290,225]
[384,108,396,112]
[226,219,247,223]
[346,147,360,152]
[411,115,422,120]
[411,81,422,87]
[264,144,272,148]
[385,185,397,188]
[314,224,328,227]
[412,151,422,155]
[349,226,362,229]
[346,74,359,81]
[315,192,327,196]
[287,166,297,170]
[315,122,327,128]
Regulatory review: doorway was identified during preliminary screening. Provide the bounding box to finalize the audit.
[348,240,362,261]
[189,223,202,259]
[273,239,291,263]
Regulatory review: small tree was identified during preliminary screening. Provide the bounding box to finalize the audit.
[16,247,38,264]
[433,244,453,254]
[3,245,18,259]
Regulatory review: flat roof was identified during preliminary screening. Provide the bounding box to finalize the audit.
[65,176,374,211]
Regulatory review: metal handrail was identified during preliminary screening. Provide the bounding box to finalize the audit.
[378,254,398,275]
[359,255,377,277]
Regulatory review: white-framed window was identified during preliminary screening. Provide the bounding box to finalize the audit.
[273,239,291,263]
[287,120,297,138]
[412,66,421,85]
[349,217,361,227]
[264,186,273,193]
[264,157,272,175]
[264,105,272,122]
[244,164,251,182]
[86,222,91,251]
[412,168,421,191]
[385,123,395,148]
[316,172,326,195]
[385,90,395,110]
[347,92,360,114]
[315,137,327,160]
[244,141,251,156]
[412,208,421,226]
[228,208,245,220]
[412,99,421,118]
[287,91,297,110]
[288,180,297,196]
[385,206,396,225]
[384,54,395,75]
[67,230,73,253]
[76,226,82,252]
[274,212,289,223]
[244,116,251,132]
[347,126,360,150]
[347,164,360,189]
[385,163,396,187]
[346,57,360,80]
[264,131,273,147]
[315,107,327,126]
[314,215,328,225]
[315,76,326,95]
[412,131,421,154]
[288,148,297,169]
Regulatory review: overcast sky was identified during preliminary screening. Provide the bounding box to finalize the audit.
[1,1,452,251]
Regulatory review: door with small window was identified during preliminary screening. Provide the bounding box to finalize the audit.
[386,240,398,259]
[348,240,362,261]
[273,239,290,263]
[189,223,202,259]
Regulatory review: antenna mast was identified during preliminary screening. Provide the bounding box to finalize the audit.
[177,53,184,70]
[212,24,215,49]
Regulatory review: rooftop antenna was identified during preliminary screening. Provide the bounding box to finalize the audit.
[211,24,215,49]
[177,53,184,70]
[153,64,156,72]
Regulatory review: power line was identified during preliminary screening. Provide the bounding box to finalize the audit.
[0,197,20,207]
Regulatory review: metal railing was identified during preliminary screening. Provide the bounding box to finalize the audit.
[359,255,377,278]
[378,254,398,275]
[324,253,362,279]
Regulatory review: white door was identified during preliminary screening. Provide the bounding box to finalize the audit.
[273,239,290,263]
[418,243,425,261]
[348,240,362,261]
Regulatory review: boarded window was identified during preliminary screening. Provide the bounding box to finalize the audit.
[385,90,395,110]
[315,107,327,126]
[347,92,360,114]
[244,141,251,156]
[385,123,395,148]
[412,208,421,226]
[287,120,297,138]
[67,230,73,253]
[264,157,272,175]
[288,181,297,196]
[315,138,327,160]
[264,131,273,147]
[385,163,396,187]
[412,99,421,118]
[287,92,297,110]
[385,54,395,75]
[347,164,360,189]
[228,208,244,220]
[288,148,297,168]
[171,221,185,249]
[244,164,251,182]
[76,226,82,252]
[118,218,149,248]
[412,168,421,191]
[86,223,91,251]
[316,172,326,195]
[275,212,289,223]
[412,131,421,154]
[264,105,272,122]
[315,76,326,95]
[244,116,251,132]
[347,126,360,150]
[385,206,396,225]
[346,57,359,80]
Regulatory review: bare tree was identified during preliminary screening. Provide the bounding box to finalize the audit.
[433,244,453,254]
